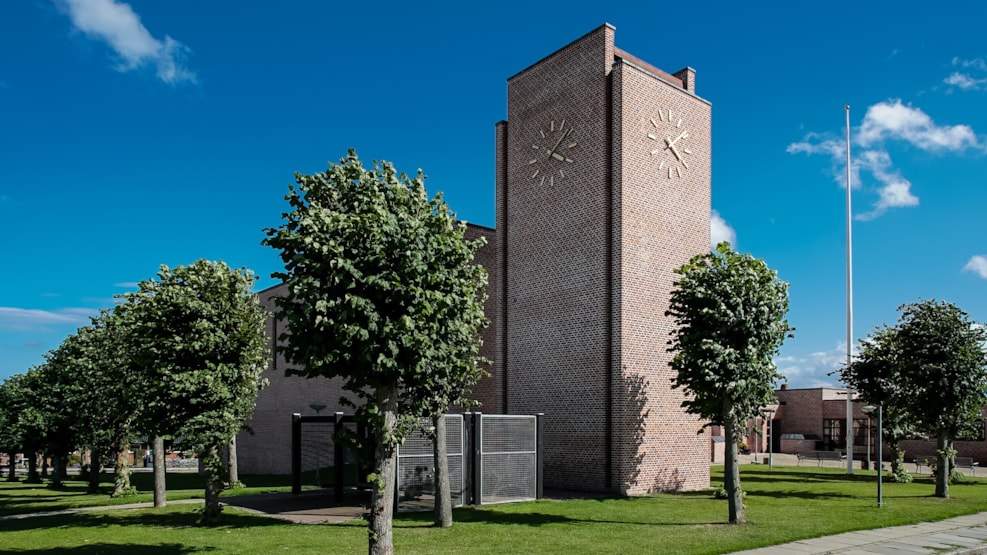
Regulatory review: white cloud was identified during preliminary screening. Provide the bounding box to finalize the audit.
[788,99,987,220]
[710,210,736,249]
[858,99,981,152]
[953,57,987,71]
[113,281,139,288]
[945,72,987,91]
[55,0,196,85]
[853,149,918,220]
[963,255,987,279]
[0,307,93,332]
[775,342,856,389]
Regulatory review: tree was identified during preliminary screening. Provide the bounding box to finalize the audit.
[0,374,30,482]
[838,326,916,482]
[263,151,489,553]
[893,299,987,498]
[64,310,144,495]
[125,260,270,523]
[666,242,793,524]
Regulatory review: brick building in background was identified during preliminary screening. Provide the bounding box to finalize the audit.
[238,24,712,494]
[772,386,987,465]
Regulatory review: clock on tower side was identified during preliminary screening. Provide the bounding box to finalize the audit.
[498,24,617,491]
[609,55,712,494]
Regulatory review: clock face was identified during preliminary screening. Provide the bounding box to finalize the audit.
[646,108,692,179]
[529,119,578,186]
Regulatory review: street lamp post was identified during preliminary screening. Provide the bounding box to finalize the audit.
[863,404,883,508]
[309,401,327,488]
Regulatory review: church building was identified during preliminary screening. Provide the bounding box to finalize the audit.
[238,23,712,494]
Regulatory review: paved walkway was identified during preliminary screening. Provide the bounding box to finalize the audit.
[730,512,987,554]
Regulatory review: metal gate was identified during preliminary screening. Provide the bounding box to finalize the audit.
[476,414,540,504]
[396,414,465,512]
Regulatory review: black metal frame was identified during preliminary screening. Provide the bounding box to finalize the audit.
[292,411,544,507]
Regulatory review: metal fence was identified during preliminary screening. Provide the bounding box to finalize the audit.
[292,411,543,508]
[396,415,465,512]
[477,414,539,505]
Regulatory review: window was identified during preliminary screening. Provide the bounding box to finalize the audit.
[823,419,843,450]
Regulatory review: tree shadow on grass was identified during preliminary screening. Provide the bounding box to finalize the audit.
[1,543,211,554]
[394,505,726,528]
[0,508,284,533]
[736,470,877,484]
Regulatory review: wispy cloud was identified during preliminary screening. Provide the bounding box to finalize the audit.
[963,255,987,279]
[788,99,984,220]
[0,307,94,332]
[113,282,139,289]
[55,0,196,85]
[944,57,987,92]
[710,210,736,249]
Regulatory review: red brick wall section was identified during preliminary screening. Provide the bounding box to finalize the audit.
[500,23,711,493]
[502,24,615,492]
[463,224,500,413]
[611,58,711,494]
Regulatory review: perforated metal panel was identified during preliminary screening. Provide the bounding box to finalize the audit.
[480,415,537,504]
[396,415,465,512]
[299,421,333,489]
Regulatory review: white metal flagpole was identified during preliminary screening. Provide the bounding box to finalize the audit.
[845,105,855,475]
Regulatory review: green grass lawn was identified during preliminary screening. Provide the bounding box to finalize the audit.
[3,465,987,554]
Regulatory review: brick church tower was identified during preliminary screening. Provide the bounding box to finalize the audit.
[493,24,712,493]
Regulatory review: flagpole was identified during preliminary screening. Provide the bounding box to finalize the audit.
[845,104,855,475]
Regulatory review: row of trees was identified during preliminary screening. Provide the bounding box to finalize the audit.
[0,260,270,523]
[839,299,987,498]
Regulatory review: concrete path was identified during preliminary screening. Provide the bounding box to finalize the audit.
[730,512,987,554]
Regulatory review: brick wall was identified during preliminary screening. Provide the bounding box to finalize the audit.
[611,52,710,494]
[499,24,711,493]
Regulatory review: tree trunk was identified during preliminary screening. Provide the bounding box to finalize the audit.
[87,447,102,493]
[227,435,239,486]
[201,443,225,525]
[112,440,131,497]
[433,412,453,528]
[935,430,949,498]
[723,405,745,524]
[6,453,17,482]
[50,451,65,488]
[41,452,49,478]
[26,451,41,483]
[368,382,399,555]
[153,436,167,507]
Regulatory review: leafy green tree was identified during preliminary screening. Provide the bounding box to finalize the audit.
[34,344,87,489]
[666,242,793,524]
[263,151,489,552]
[124,260,270,523]
[893,299,987,498]
[65,311,144,495]
[0,374,30,482]
[838,326,915,482]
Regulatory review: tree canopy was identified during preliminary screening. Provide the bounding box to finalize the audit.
[263,150,489,553]
[123,260,270,522]
[666,242,793,524]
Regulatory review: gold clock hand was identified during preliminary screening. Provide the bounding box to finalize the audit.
[668,130,689,146]
[546,127,572,159]
[668,143,683,162]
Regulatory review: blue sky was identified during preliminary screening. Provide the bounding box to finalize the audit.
[2,1,986,388]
